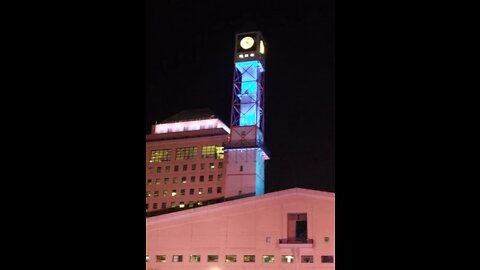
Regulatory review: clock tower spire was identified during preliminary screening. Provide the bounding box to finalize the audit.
[225,31,269,199]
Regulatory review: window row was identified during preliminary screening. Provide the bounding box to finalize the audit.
[147,174,223,185]
[146,187,222,198]
[148,162,223,174]
[146,200,208,210]
[146,254,334,264]
[149,146,224,162]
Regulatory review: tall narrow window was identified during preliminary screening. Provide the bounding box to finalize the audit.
[240,165,243,171]
[287,213,308,243]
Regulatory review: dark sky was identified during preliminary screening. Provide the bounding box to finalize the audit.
[146,0,335,193]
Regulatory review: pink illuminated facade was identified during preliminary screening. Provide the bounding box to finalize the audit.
[146,109,231,214]
[146,188,335,270]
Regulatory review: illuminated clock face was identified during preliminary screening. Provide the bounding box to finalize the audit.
[240,36,255,50]
[260,40,265,54]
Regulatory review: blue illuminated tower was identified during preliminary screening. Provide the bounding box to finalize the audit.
[225,32,269,199]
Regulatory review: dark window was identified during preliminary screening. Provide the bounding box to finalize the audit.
[321,256,334,263]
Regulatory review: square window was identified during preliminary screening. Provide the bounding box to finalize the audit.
[321,256,334,263]
[208,175,214,181]
[164,178,169,184]
[180,189,185,195]
[172,255,183,262]
[190,255,201,263]
[170,202,176,208]
[208,255,218,262]
[146,191,151,197]
[301,255,314,263]
[244,255,255,262]
[191,164,196,170]
[154,191,159,197]
[162,190,168,197]
[156,167,162,173]
[263,255,275,263]
[165,166,170,172]
[156,255,166,263]
[210,163,215,169]
[217,187,222,193]
[179,201,185,208]
[282,255,294,263]
[147,179,152,185]
[153,203,158,209]
[225,255,237,263]
[200,176,205,182]
[155,179,161,185]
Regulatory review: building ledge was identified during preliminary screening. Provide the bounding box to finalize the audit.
[278,239,314,248]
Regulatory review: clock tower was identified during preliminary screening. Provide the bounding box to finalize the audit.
[225,31,269,199]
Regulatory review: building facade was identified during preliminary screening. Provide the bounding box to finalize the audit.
[146,109,230,213]
[146,188,335,270]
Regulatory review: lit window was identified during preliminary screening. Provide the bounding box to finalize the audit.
[209,175,214,181]
[183,164,188,171]
[200,176,205,182]
[179,202,185,208]
[216,146,224,159]
[170,202,176,208]
[180,189,185,195]
[172,255,183,262]
[321,256,334,263]
[189,188,194,195]
[210,163,215,169]
[171,190,177,196]
[146,255,150,262]
[198,188,203,195]
[244,255,255,262]
[156,255,167,263]
[153,203,158,209]
[198,201,203,206]
[225,255,237,263]
[301,256,314,263]
[190,176,195,183]
[202,145,216,158]
[208,255,218,262]
[208,187,213,194]
[191,164,196,170]
[239,54,244,58]
[218,174,223,181]
[190,255,201,263]
[150,149,171,162]
[156,167,161,173]
[182,177,187,184]
[147,179,152,185]
[282,255,294,263]
[176,147,197,160]
[244,53,248,57]
[154,191,159,197]
[250,53,254,57]
[163,190,167,197]
[263,255,275,263]
[218,162,223,168]
[217,187,222,193]
[146,191,151,197]
[155,179,160,185]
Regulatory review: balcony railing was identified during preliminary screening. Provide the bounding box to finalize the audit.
[278,238,314,244]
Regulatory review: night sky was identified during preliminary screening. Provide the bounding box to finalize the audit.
[146,0,335,193]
